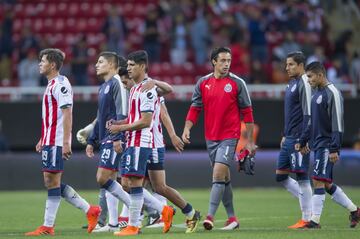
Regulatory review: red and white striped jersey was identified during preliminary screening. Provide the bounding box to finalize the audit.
[152,96,165,148]
[126,80,158,148]
[41,75,73,147]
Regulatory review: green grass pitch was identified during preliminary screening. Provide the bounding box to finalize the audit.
[0,188,359,239]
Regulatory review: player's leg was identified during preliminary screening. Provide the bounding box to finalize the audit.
[325,182,360,227]
[304,148,332,229]
[288,143,312,228]
[26,146,63,236]
[220,168,239,230]
[60,183,101,233]
[276,139,300,198]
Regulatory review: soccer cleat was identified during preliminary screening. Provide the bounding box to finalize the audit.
[288,219,309,229]
[113,225,140,236]
[186,210,201,233]
[349,207,360,228]
[146,218,164,228]
[118,216,129,229]
[220,216,240,230]
[302,220,321,229]
[145,212,161,227]
[86,205,102,233]
[25,225,55,236]
[93,224,119,233]
[161,205,175,233]
[203,215,214,230]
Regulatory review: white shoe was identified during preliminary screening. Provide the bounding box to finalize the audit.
[220,221,239,230]
[94,223,104,230]
[93,224,119,233]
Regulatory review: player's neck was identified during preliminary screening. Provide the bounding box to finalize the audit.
[133,72,146,84]
[103,71,116,82]
[46,71,59,81]
[213,71,227,79]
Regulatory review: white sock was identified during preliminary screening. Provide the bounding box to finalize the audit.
[331,186,358,212]
[281,177,300,198]
[106,190,119,226]
[311,191,325,224]
[107,180,130,207]
[153,193,167,206]
[62,185,90,213]
[143,188,163,214]
[129,188,144,227]
[120,204,129,218]
[298,180,312,221]
[44,190,61,227]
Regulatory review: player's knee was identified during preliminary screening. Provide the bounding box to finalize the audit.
[296,173,309,181]
[275,174,288,182]
[153,184,167,195]
[96,175,107,186]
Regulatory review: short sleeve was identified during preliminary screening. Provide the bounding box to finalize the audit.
[139,88,157,112]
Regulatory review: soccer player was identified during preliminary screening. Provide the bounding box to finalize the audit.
[85,52,132,232]
[275,52,313,228]
[25,48,101,236]
[120,75,201,233]
[300,61,360,228]
[107,50,175,236]
[182,47,256,230]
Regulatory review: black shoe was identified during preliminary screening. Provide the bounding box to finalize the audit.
[349,207,360,228]
[304,220,321,229]
[145,212,161,226]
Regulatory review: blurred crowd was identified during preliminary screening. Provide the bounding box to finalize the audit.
[0,0,360,88]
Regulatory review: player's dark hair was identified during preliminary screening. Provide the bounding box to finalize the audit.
[127,50,148,72]
[99,51,120,69]
[305,61,326,75]
[287,51,306,66]
[118,55,128,76]
[210,47,232,63]
[39,48,65,70]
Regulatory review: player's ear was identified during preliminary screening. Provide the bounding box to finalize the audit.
[212,58,216,66]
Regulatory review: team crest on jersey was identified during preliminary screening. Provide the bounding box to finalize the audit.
[104,85,110,94]
[316,95,322,104]
[291,84,297,92]
[224,83,232,93]
[60,86,68,94]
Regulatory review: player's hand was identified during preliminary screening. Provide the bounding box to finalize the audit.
[300,143,310,155]
[113,140,123,154]
[76,128,88,145]
[182,128,191,144]
[329,152,339,163]
[107,124,123,134]
[141,80,155,92]
[170,134,184,152]
[280,137,285,148]
[106,119,115,129]
[62,142,72,160]
[245,142,257,157]
[86,144,94,158]
[35,139,42,153]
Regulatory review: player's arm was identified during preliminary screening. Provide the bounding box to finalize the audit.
[329,91,344,163]
[237,80,256,155]
[160,103,184,152]
[141,79,174,96]
[108,112,152,133]
[297,77,312,152]
[61,105,72,160]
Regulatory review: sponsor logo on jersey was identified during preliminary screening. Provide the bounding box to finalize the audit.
[316,95,322,104]
[104,85,110,94]
[60,86,68,94]
[147,92,153,99]
[224,83,232,93]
